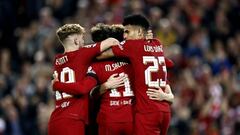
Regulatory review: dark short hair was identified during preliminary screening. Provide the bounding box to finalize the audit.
[123,14,150,30]
[91,23,124,42]
[110,24,124,42]
[90,23,111,42]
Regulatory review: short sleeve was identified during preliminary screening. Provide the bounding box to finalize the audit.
[112,40,133,58]
[81,42,101,59]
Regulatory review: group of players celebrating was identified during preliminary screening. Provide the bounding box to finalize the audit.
[48,14,174,135]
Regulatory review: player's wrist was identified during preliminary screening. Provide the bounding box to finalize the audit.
[100,83,109,95]
[102,82,109,89]
[164,93,174,102]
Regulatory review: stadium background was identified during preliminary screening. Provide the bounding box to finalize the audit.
[0,0,240,135]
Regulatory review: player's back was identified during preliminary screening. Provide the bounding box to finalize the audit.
[89,58,134,123]
[50,44,101,124]
[131,39,170,113]
[113,39,170,113]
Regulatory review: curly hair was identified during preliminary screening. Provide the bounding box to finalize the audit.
[91,23,124,42]
[90,23,111,42]
[56,24,85,43]
[110,24,124,42]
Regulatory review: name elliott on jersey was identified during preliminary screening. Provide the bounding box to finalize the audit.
[55,56,68,65]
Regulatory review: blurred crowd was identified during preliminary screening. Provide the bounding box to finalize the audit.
[0,0,240,135]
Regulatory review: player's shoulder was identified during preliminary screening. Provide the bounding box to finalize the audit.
[122,39,142,45]
[90,62,101,68]
[82,43,97,48]
[90,60,107,69]
[54,53,63,60]
[147,38,163,47]
[151,38,161,44]
[88,60,111,74]
[122,39,145,48]
[93,59,115,66]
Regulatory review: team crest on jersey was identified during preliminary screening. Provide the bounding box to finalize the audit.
[120,40,125,45]
[83,43,96,48]
[87,66,96,74]
[118,41,125,50]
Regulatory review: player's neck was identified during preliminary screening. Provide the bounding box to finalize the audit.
[128,37,144,40]
[63,43,80,53]
[128,35,144,40]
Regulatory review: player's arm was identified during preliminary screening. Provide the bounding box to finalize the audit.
[165,58,174,68]
[97,40,132,60]
[90,73,126,98]
[96,49,115,60]
[52,73,97,95]
[100,38,119,52]
[146,84,174,103]
[96,38,124,60]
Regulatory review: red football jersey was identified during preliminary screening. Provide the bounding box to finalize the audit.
[88,59,134,124]
[112,39,170,113]
[49,43,101,124]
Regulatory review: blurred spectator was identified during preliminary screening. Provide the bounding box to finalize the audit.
[0,117,6,135]
[156,18,177,47]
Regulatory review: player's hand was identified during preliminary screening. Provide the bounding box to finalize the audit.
[147,85,174,102]
[146,87,166,101]
[145,30,153,40]
[104,73,126,89]
[51,71,59,85]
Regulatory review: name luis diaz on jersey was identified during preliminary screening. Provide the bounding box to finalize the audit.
[105,62,128,71]
[144,45,163,52]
